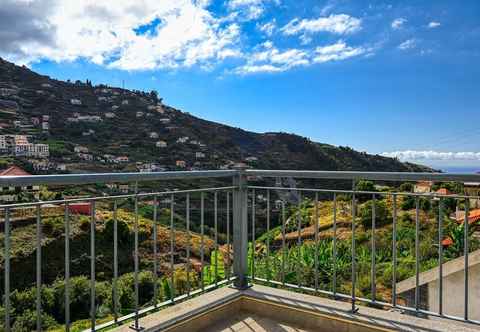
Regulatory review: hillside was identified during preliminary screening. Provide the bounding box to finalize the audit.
[0,57,432,173]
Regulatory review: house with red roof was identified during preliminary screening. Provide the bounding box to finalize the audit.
[0,166,39,202]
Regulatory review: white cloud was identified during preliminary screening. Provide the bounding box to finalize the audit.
[398,39,416,50]
[282,14,362,36]
[235,39,370,74]
[228,0,280,20]
[258,20,276,36]
[428,21,441,29]
[313,40,368,63]
[381,151,480,161]
[0,0,243,70]
[391,18,407,30]
[234,42,309,74]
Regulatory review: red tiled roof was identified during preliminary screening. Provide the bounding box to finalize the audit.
[436,188,453,195]
[0,166,31,176]
[456,209,480,225]
[442,237,454,246]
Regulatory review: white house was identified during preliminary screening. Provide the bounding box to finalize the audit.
[122,100,129,105]
[156,141,167,148]
[149,132,159,139]
[111,105,119,111]
[195,152,206,159]
[42,122,49,131]
[74,146,89,153]
[177,136,189,144]
[105,112,116,119]
[70,98,82,105]
[159,118,170,124]
[136,111,144,118]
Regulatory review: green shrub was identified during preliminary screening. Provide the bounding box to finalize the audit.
[103,218,130,243]
[12,310,58,332]
[359,200,391,229]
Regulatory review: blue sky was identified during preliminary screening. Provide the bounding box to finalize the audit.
[1,0,479,169]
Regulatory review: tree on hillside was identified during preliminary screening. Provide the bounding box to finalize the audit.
[359,199,391,229]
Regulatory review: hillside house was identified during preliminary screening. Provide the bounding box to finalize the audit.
[67,117,79,123]
[74,146,89,153]
[82,129,95,136]
[177,136,189,143]
[396,249,480,321]
[464,182,480,208]
[122,100,129,105]
[176,160,186,168]
[136,111,144,118]
[77,115,102,122]
[195,152,206,159]
[70,98,82,105]
[105,112,116,119]
[149,132,159,139]
[159,118,170,124]
[245,156,258,162]
[42,122,49,131]
[111,105,119,111]
[414,181,433,193]
[455,209,480,225]
[31,117,40,125]
[156,141,167,148]
[115,156,129,163]
[78,153,93,161]
[0,166,39,202]
[0,136,7,153]
[98,96,108,102]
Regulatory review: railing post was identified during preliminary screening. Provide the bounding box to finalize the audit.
[232,165,249,289]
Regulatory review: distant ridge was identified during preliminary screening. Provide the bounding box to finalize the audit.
[0,57,433,173]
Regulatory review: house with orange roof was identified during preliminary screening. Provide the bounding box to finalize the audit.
[455,209,480,225]
[0,166,39,202]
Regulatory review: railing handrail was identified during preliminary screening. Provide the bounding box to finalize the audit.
[246,169,480,182]
[2,169,480,187]
[0,170,237,186]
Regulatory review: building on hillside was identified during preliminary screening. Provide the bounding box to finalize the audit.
[82,129,95,136]
[435,188,453,196]
[156,141,167,148]
[396,249,480,321]
[176,136,189,144]
[159,118,170,124]
[122,100,129,105]
[70,98,82,105]
[78,153,93,161]
[77,115,102,122]
[414,181,433,193]
[195,152,205,159]
[111,105,119,111]
[245,156,258,162]
[67,202,92,215]
[31,117,40,125]
[42,115,49,122]
[176,160,186,168]
[0,136,7,153]
[105,112,116,119]
[464,182,480,209]
[455,209,480,225]
[149,132,159,139]
[74,146,89,153]
[115,156,129,163]
[136,111,144,118]
[42,122,49,131]
[0,166,40,202]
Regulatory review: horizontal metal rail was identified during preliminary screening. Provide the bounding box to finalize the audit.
[247,185,480,199]
[246,169,480,182]
[0,169,237,186]
[0,186,237,209]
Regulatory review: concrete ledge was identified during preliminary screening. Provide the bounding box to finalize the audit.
[111,284,479,332]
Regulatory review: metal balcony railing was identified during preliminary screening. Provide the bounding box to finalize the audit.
[0,168,480,331]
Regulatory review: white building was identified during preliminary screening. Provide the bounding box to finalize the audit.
[74,146,89,153]
[77,115,102,122]
[105,112,116,119]
[42,122,49,131]
[159,118,170,124]
[136,111,144,118]
[70,98,82,105]
[122,100,129,105]
[177,136,189,143]
[112,105,119,111]
[149,132,159,139]
[195,152,206,159]
[156,141,167,148]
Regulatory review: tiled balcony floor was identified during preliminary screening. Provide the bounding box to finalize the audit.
[208,312,309,332]
[112,284,479,332]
